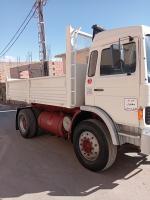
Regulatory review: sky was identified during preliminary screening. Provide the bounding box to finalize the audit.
[0,0,150,61]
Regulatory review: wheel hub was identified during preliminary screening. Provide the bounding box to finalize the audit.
[20,116,27,132]
[82,138,93,154]
[79,131,100,161]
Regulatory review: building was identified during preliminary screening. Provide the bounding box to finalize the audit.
[0,61,64,80]
[0,61,28,102]
[0,47,89,82]
[0,61,27,82]
[55,47,89,74]
[49,61,64,76]
[9,61,64,79]
[0,47,89,102]
[10,62,43,79]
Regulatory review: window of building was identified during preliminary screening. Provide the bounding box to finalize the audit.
[88,50,98,77]
[100,42,136,76]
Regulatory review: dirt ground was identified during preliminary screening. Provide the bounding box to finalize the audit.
[0,104,150,200]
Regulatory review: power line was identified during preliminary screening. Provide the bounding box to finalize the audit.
[0,9,37,58]
[0,1,37,57]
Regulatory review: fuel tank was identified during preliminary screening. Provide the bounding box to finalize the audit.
[38,111,65,136]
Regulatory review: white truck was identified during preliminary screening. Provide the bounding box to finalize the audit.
[6,24,150,171]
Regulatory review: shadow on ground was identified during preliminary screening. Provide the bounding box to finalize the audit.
[0,111,149,198]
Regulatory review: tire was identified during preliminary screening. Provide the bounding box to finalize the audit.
[73,119,117,171]
[17,108,37,138]
[32,108,43,135]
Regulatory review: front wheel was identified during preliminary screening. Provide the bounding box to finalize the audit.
[73,119,117,171]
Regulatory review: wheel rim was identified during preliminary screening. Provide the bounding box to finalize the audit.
[19,115,27,133]
[79,131,100,161]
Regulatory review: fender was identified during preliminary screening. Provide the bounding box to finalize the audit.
[80,105,119,145]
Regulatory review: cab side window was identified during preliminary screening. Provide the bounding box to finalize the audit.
[88,50,98,77]
[100,42,136,76]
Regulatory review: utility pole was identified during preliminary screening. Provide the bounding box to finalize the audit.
[36,0,49,76]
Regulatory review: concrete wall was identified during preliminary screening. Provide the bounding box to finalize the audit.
[10,63,43,79]
[9,62,64,79]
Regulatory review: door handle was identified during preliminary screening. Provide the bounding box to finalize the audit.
[94,88,104,92]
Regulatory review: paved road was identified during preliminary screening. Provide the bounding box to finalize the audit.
[0,104,150,200]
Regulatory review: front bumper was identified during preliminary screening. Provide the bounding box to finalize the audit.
[141,128,150,155]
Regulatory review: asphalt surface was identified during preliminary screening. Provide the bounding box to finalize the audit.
[0,104,150,200]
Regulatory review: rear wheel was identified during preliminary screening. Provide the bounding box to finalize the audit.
[32,108,43,135]
[73,119,117,171]
[17,108,37,138]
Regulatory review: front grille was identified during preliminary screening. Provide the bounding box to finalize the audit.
[145,107,150,125]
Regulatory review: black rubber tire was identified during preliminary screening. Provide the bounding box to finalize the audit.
[73,119,116,171]
[32,108,43,135]
[17,108,37,138]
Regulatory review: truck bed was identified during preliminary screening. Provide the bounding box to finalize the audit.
[6,26,91,108]
[6,76,67,106]
[6,64,87,108]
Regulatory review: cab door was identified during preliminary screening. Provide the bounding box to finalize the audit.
[93,38,140,127]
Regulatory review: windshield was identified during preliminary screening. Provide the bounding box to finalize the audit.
[145,35,150,82]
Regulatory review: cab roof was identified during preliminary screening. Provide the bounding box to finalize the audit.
[92,25,150,48]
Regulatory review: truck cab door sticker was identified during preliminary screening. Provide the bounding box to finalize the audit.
[124,98,138,111]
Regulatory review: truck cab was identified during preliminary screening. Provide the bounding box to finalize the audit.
[85,25,150,155]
